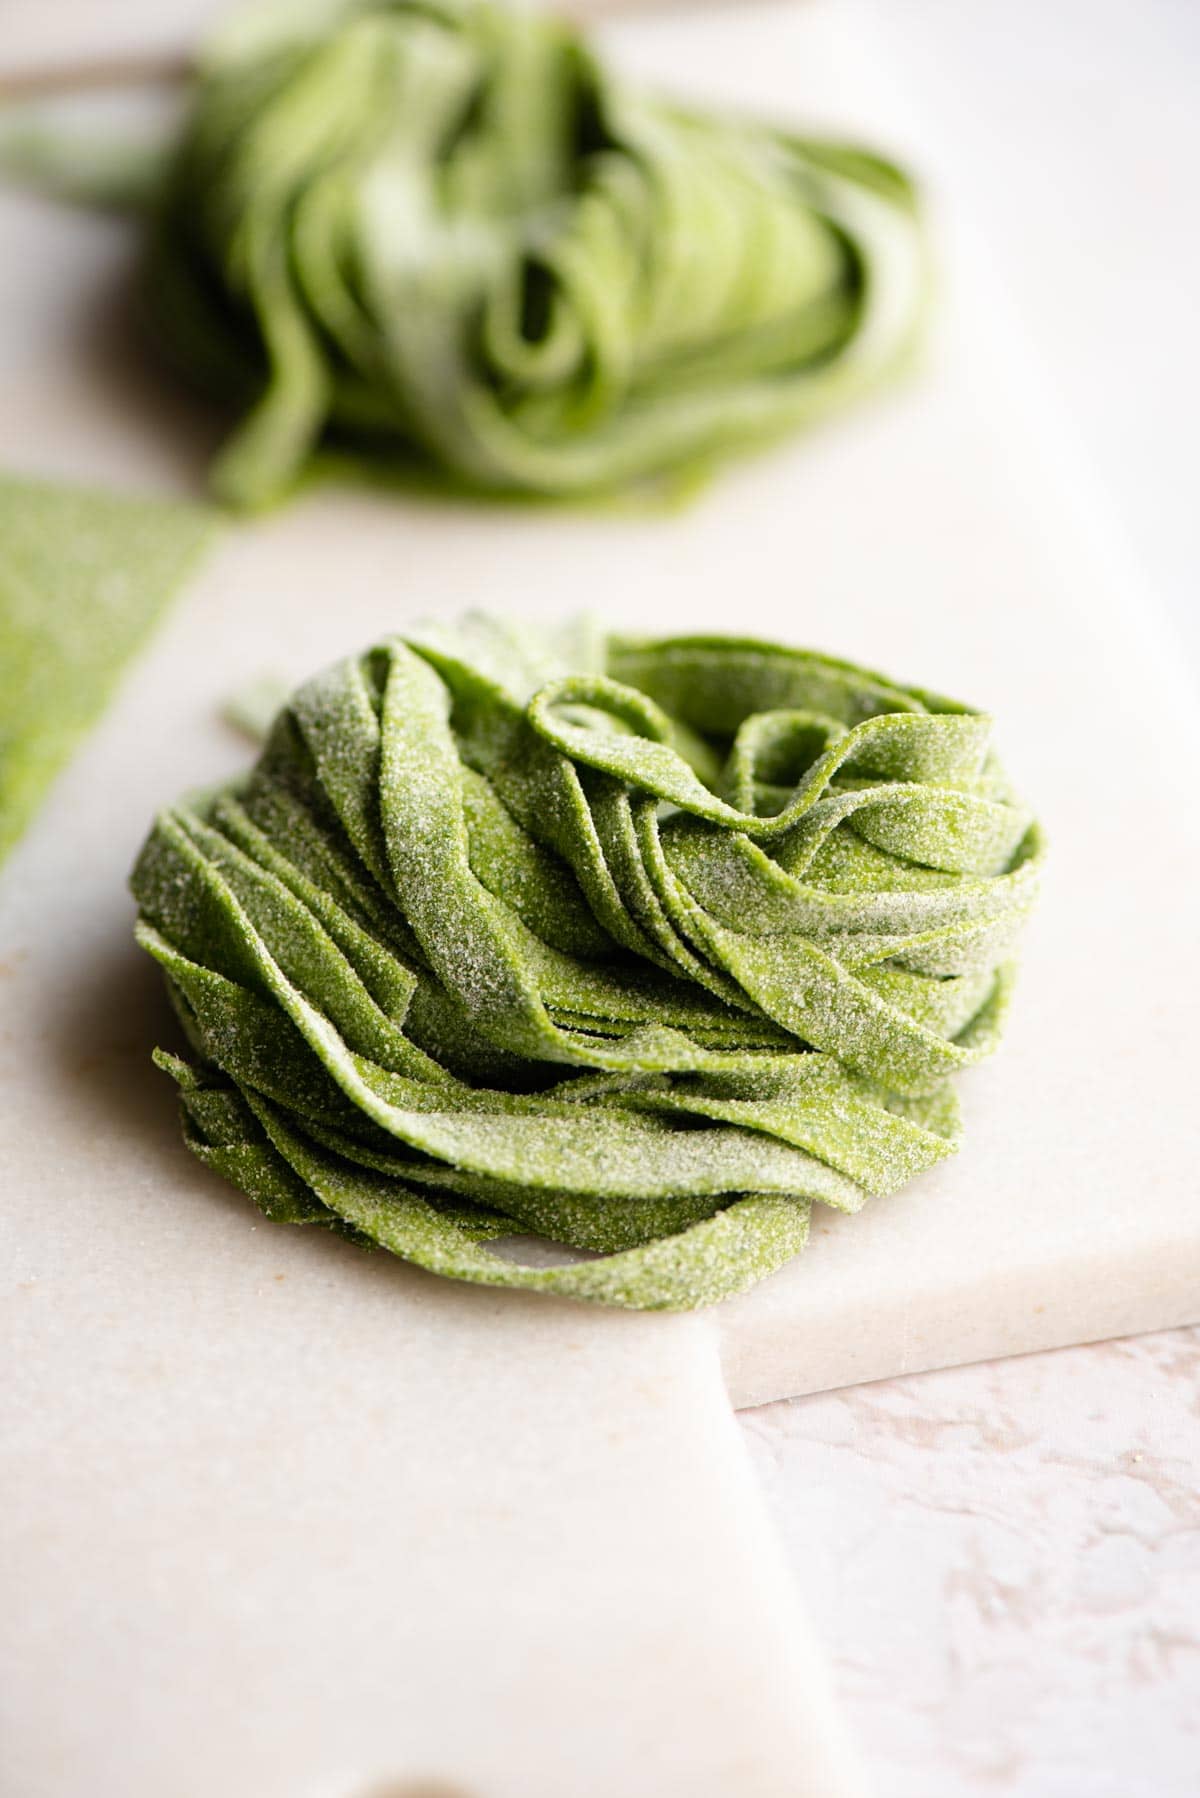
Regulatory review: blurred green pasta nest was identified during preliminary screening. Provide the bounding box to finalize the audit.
[141,0,926,507]
[133,615,1043,1309]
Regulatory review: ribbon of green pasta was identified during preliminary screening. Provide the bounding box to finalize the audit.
[132,615,1043,1310]
[0,475,213,871]
[136,0,924,508]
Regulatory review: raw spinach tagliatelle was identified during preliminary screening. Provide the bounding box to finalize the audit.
[0,475,213,871]
[132,615,1043,1310]
[135,0,925,507]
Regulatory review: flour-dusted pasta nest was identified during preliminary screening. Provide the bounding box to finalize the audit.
[133,617,1043,1308]
[145,0,925,508]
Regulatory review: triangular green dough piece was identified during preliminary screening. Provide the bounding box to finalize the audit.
[0,474,214,868]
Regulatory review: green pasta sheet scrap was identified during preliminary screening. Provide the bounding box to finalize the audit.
[131,0,924,509]
[133,614,1044,1310]
[0,475,213,870]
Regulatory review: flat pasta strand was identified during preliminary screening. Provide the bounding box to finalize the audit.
[0,475,213,869]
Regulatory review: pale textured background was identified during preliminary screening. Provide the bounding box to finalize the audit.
[744,1331,1200,1797]
[872,0,1200,677]
[740,4,1200,1793]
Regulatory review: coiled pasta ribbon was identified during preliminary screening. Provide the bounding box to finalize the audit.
[133,616,1042,1309]
[143,0,925,507]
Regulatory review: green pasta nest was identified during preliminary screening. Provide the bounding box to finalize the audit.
[133,617,1043,1310]
[146,0,924,509]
